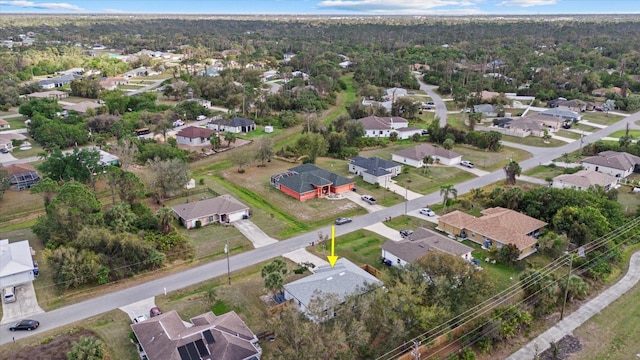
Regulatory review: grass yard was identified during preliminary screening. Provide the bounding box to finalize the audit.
[501,134,568,147]
[554,130,583,140]
[463,240,520,291]
[447,112,467,129]
[607,129,640,138]
[523,164,568,180]
[11,145,44,159]
[572,123,599,132]
[0,187,45,224]
[394,165,476,195]
[237,126,285,140]
[3,115,27,128]
[581,112,625,125]
[453,145,532,171]
[308,229,388,270]
[615,185,640,215]
[321,74,356,126]
[61,96,95,104]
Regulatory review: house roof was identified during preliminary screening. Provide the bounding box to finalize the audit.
[0,239,34,278]
[553,170,617,189]
[283,258,382,308]
[540,108,579,119]
[438,207,547,250]
[0,118,8,126]
[176,126,215,139]
[26,90,68,98]
[209,117,255,128]
[132,310,260,360]
[522,114,565,125]
[582,151,640,171]
[393,143,460,162]
[505,117,544,131]
[171,195,249,221]
[62,101,102,114]
[350,157,398,176]
[382,227,473,263]
[3,163,38,176]
[357,116,409,131]
[473,104,495,114]
[279,164,354,194]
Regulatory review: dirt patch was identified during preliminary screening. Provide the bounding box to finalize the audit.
[4,329,105,360]
[538,335,582,360]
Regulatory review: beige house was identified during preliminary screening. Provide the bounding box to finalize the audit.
[552,170,618,191]
[437,207,547,260]
[392,143,462,167]
[0,118,9,129]
[171,195,250,229]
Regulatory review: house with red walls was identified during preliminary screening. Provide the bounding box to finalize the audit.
[270,163,355,201]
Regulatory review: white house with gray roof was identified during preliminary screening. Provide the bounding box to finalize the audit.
[581,151,640,178]
[283,258,382,322]
[358,116,410,138]
[552,170,618,191]
[349,156,401,185]
[381,227,474,268]
[392,143,462,167]
[0,239,37,288]
[171,195,250,229]
[540,108,581,122]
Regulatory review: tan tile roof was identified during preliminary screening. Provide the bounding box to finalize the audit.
[382,227,473,263]
[4,163,38,176]
[553,170,617,189]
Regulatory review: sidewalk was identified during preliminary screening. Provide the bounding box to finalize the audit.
[507,251,640,359]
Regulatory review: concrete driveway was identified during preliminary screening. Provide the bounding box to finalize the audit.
[119,297,157,322]
[233,220,278,248]
[0,152,18,164]
[456,164,490,176]
[387,180,423,200]
[407,209,440,225]
[364,222,403,241]
[282,248,329,271]
[0,282,44,325]
[341,190,386,212]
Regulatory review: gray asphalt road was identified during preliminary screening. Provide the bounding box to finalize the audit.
[415,75,448,127]
[2,109,639,345]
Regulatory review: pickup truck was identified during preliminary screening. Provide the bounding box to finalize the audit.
[361,195,377,205]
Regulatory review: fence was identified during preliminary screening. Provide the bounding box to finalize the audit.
[267,299,293,316]
[360,264,381,278]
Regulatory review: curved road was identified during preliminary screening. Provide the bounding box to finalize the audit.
[415,75,448,127]
[2,109,640,345]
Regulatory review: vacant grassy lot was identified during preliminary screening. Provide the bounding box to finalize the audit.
[453,145,532,171]
[615,185,640,215]
[607,129,640,138]
[501,134,568,148]
[447,112,467,129]
[61,96,94,104]
[4,115,27,128]
[308,229,388,270]
[395,165,475,194]
[555,130,583,140]
[523,164,568,180]
[0,187,45,225]
[581,112,625,125]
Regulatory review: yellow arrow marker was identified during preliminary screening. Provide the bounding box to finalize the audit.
[327,225,339,267]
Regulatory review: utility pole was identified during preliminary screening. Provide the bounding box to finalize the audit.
[404,187,408,221]
[560,254,573,320]
[225,239,231,285]
[411,340,421,360]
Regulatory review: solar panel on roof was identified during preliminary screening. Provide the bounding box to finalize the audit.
[177,345,191,360]
[203,329,215,344]
[186,342,199,360]
[195,339,209,357]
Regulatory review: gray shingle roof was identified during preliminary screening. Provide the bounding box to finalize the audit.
[284,258,382,308]
[176,126,215,139]
[350,156,398,175]
[209,117,255,127]
[582,151,640,171]
[171,195,248,221]
[540,108,579,119]
[357,116,409,131]
[279,164,354,194]
[382,227,473,263]
[553,170,617,189]
[0,239,34,277]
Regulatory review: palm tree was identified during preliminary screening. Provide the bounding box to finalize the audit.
[423,155,434,175]
[264,272,284,299]
[156,206,174,235]
[223,131,237,147]
[503,160,522,185]
[440,184,457,209]
[210,133,221,151]
[67,336,104,360]
[470,187,484,200]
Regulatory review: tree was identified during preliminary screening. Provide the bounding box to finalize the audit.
[100,90,129,115]
[146,157,190,201]
[296,133,328,164]
[255,137,274,167]
[503,160,521,185]
[443,138,455,150]
[559,275,589,303]
[156,206,174,235]
[230,149,253,173]
[542,128,552,143]
[262,259,287,298]
[0,165,10,201]
[423,155,434,175]
[497,244,520,265]
[485,131,502,151]
[440,184,457,209]
[209,133,221,151]
[223,131,237,147]
[343,120,365,146]
[70,77,101,99]
[389,131,398,142]
[106,167,145,206]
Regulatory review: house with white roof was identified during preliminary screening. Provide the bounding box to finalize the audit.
[357,116,421,139]
[0,239,37,288]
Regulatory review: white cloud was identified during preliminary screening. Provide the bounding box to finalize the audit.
[317,0,480,13]
[0,1,84,11]
[497,0,557,7]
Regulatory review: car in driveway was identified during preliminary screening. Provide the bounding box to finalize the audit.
[460,161,474,168]
[133,315,148,323]
[399,229,413,238]
[361,195,377,205]
[419,208,436,217]
[150,307,162,318]
[335,217,352,225]
[0,148,9,154]
[9,319,39,331]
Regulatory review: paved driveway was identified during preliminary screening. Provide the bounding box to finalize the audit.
[233,220,278,248]
[387,180,423,200]
[119,297,157,322]
[407,209,440,225]
[364,222,403,241]
[341,190,386,212]
[282,248,329,271]
[0,282,44,325]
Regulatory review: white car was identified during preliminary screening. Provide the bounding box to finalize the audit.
[133,315,148,323]
[460,161,474,168]
[419,208,436,217]
[173,120,185,127]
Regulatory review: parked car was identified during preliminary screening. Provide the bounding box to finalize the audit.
[197,115,207,121]
[419,208,436,217]
[361,195,377,205]
[399,229,413,238]
[0,148,9,154]
[460,161,474,168]
[173,120,185,127]
[150,307,162,318]
[3,286,16,303]
[335,217,352,225]
[133,315,148,323]
[594,106,603,112]
[426,101,435,106]
[9,319,39,331]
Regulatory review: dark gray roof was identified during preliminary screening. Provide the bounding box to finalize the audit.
[279,164,354,194]
[474,104,495,114]
[382,227,473,263]
[350,157,397,174]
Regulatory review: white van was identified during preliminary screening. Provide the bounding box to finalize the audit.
[3,286,16,303]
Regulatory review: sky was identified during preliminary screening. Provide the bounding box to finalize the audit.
[0,0,638,15]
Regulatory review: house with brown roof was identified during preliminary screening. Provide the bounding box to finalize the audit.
[381,227,474,267]
[592,87,623,97]
[171,195,250,229]
[521,113,566,131]
[176,126,215,146]
[3,163,40,190]
[437,207,547,260]
[131,310,262,360]
[0,118,9,129]
[552,170,618,191]
[25,90,68,100]
[62,101,103,114]
[582,151,640,178]
[392,143,462,167]
[358,116,421,139]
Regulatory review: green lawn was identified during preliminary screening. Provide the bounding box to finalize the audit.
[453,145,532,171]
[615,185,640,215]
[501,134,568,147]
[447,112,467,129]
[308,229,388,269]
[554,130,583,140]
[237,126,285,140]
[11,145,44,159]
[523,164,568,180]
[581,112,625,125]
[607,129,640,138]
[3,115,27,129]
[394,166,476,195]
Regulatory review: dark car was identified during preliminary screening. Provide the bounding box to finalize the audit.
[10,319,39,331]
[150,307,162,318]
[399,229,413,238]
[335,217,352,225]
[0,148,9,154]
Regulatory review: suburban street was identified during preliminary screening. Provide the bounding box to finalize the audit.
[415,75,448,127]
[2,106,640,348]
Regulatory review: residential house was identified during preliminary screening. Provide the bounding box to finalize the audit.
[547,98,587,112]
[176,126,215,146]
[0,118,9,129]
[270,164,355,201]
[131,310,262,360]
[207,117,256,134]
[0,239,37,288]
[381,227,474,267]
[171,195,250,229]
[0,133,27,152]
[358,116,415,139]
[283,258,382,321]
[37,74,79,89]
[283,52,296,62]
[437,207,547,260]
[582,151,640,178]
[540,108,581,122]
[349,156,401,185]
[384,87,407,101]
[473,104,497,117]
[521,114,566,131]
[3,163,40,190]
[62,102,103,115]
[552,170,618,191]
[592,87,623,97]
[392,143,462,167]
[492,117,545,137]
[361,98,393,113]
[26,90,68,101]
[91,148,120,166]
[57,67,84,76]
[99,76,128,90]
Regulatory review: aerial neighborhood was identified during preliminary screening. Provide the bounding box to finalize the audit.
[2,8,640,360]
